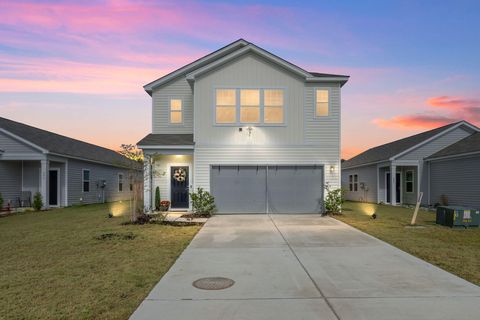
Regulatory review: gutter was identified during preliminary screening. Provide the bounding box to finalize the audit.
[425,150,480,162]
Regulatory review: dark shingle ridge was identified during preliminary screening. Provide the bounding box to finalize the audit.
[0,117,139,169]
[342,121,463,168]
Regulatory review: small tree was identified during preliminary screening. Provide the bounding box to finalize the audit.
[189,187,216,217]
[117,144,144,222]
[324,185,345,215]
[0,192,3,209]
[33,192,43,211]
[154,186,161,211]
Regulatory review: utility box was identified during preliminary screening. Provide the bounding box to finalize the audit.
[436,206,480,228]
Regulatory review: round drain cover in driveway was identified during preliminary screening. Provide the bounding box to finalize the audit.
[192,277,235,290]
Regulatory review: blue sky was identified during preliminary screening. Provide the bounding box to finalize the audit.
[0,0,479,158]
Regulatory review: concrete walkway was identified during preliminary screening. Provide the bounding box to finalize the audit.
[130,215,480,320]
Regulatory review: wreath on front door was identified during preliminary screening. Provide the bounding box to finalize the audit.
[173,168,186,182]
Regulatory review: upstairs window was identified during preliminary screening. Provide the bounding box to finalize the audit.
[118,173,124,192]
[406,171,414,193]
[240,89,260,123]
[216,89,236,123]
[349,174,358,191]
[82,169,90,193]
[315,89,329,117]
[264,89,284,124]
[170,99,182,124]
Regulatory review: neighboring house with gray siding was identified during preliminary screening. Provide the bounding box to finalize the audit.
[0,117,141,209]
[341,121,479,207]
[138,39,349,213]
[426,132,480,208]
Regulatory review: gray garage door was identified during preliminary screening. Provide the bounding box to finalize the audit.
[211,165,323,214]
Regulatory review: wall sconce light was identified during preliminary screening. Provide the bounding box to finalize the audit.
[246,126,253,137]
[329,165,335,173]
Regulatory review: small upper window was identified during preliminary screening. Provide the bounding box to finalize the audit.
[240,89,260,123]
[216,89,236,123]
[406,171,414,193]
[316,89,329,117]
[264,89,284,124]
[170,99,182,124]
[118,173,124,192]
[83,170,90,193]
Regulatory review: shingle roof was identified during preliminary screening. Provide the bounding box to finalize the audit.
[0,117,139,169]
[137,134,194,146]
[342,122,462,169]
[427,132,480,159]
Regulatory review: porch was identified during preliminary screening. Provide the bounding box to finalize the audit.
[377,162,422,206]
[0,159,66,209]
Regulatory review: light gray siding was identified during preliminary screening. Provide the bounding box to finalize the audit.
[398,127,472,160]
[429,155,480,208]
[22,161,40,197]
[0,161,22,206]
[67,159,135,205]
[152,77,193,134]
[401,166,417,205]
[342,164,378,203]
[0,131,39,153]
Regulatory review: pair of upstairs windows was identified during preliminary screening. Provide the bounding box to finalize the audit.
[216,89,284,124]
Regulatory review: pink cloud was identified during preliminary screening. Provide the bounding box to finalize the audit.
[372,115,458,130]
[427,96,480,110]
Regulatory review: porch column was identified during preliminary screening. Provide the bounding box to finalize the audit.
[40,159,49,209]
[143,155,152,212]
[390,164,396,206]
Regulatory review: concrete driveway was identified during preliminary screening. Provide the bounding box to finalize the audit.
[130,214,480,320]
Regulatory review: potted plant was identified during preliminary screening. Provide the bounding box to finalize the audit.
[159,200,170,211]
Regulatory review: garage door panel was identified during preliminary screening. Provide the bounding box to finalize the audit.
[267,166,323,213]
[211,166,266,213]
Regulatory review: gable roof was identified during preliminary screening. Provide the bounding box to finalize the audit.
[0,117,139,169]
[137,134,194,147]
[342,121,478,169]
[427,132,480,160]
[144,39,349,95]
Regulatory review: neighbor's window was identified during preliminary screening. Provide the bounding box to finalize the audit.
[264,89,284,124]
[82,169,90,193]
[129,175,133,191]
[240,89,260,123]
[316,89,329,117]
[353,174,358,191]
[216,89,236,123]
[118,173,124,192]
[406,171,414,193]
[349,175,353,192]
[170,99,182,124]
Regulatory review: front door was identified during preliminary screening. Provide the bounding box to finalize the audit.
[49,169,59,206]
[386,172,401,204]
[170,166,189,209]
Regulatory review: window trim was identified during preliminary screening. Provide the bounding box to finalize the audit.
[169,98,184,125]
[314,87,331,118]
[82,169,90,193]
[118,173,124,192]
[405,170,414,193]
[214,87,287,126]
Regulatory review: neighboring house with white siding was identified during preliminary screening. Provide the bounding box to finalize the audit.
[341,121,479,207]
[0,117,141,209]
[138,39,349,213]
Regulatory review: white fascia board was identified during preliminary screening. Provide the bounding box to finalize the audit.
[342,160,388,170]
[138,145,194,150]
[186,45,311,81]
[0,128,48,153]
[144,40,249,93]
[0,153,47,160]
[390,121,479,161]
[48,152,137,170]
[305,76,350,82]
[426,150,480,162]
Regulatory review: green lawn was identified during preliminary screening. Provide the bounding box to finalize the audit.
[336,201,480,286]
[0,203,201,320]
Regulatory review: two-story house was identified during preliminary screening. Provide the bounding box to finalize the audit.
[137,39,349,214]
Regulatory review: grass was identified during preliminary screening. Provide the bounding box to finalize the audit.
[0,203,201,320]
[335,201,480,286]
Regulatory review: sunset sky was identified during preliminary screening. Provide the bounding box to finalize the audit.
[0,0,479,159]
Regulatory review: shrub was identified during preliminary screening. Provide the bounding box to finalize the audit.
[0,192,3,209]
[154,186,161,211]
[33,192,43,211]
[189,187,216,217]
[324,185,345,215]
